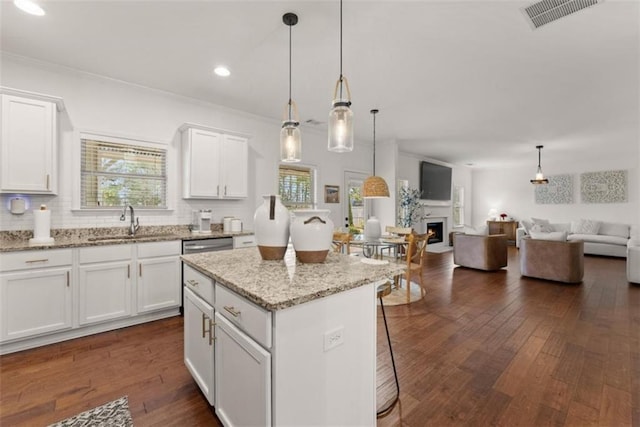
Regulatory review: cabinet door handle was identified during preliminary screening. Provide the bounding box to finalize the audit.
[46,174,50,190]
[209,319,216,346]
[217,185,220,196]
[202,313,208,338]
[25,259,48,264]
[224,185,227,196]
[187,279,199,286]
[127,264,130,278]
[139,264,142,277]
[66,271,70,287]
[224,306,241,317]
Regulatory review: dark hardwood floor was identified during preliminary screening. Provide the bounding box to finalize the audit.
[1,247,637,426]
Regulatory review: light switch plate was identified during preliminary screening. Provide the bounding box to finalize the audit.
[323,326,344,352]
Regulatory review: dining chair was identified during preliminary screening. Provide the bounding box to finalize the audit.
[332,231,352,254]
[382,226,412,258]
[395,232,428,303]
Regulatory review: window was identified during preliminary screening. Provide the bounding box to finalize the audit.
[453,185,464,227]
[81,136,167,209]
[278,165,314,209]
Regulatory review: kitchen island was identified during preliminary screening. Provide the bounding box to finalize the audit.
[181,247,405,427]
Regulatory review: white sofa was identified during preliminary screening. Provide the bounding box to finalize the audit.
[628,228,640,284]
[516,220,636,258]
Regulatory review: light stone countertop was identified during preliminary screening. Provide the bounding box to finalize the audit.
[181,247,406,311]
[0,225,253,252]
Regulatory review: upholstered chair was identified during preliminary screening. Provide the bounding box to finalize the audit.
[520,237,584,283]
[452,233,508,271]
[628,232,640,284]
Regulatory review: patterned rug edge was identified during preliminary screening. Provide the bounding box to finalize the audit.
[47,396,133,427]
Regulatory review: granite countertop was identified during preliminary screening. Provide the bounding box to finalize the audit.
[182,248,406,311]
[0,225,253,253]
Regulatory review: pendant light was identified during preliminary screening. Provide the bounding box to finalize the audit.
[530,145,549,184]
[328,0,354,153]
[363,109,390,198]
[280,13,301,163]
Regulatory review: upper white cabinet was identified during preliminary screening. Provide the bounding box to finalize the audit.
[180,123,249,199]
[0,89,65,194]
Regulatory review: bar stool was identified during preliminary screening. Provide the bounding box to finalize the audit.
[376,281,400,417]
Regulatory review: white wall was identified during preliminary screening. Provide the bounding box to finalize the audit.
[0,54,372,231]
[472,155,639,227]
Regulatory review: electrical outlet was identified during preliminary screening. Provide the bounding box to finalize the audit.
[323,326,344,352]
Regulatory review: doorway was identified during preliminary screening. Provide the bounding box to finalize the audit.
[343,171,370,235]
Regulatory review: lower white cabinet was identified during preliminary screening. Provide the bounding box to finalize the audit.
[184,287,215,405]
[214,313,271,427]
[137,241,181,313]
[0,249,73,342]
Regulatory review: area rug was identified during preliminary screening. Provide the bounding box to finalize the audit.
[48,396,133,427]
[426,245,453,254]
[378,281,423,306]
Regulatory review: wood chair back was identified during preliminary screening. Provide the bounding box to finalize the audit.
[385,226,412,236]
[332,232,352,254]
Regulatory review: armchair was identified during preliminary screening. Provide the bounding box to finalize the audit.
[452,233,508,271]
[520,237,583,283]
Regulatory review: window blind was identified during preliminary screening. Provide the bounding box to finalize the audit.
[81,138,167,208]
[278,165,314,208]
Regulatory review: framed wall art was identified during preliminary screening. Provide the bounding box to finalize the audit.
[324,185,340,203]
[534,174,573,204]
[580,170,628,203]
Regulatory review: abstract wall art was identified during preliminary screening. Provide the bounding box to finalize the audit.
[580,170,628,203]
[534,174,573,204]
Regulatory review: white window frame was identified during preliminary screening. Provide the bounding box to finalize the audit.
[73,130,173,212]
[278,163,317,210]
[452,185,464,228]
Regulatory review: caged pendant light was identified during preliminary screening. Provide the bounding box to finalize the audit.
[328,0,354,153]
[280,12,302,163]
[530,145,549,184]
[363,109,390,198]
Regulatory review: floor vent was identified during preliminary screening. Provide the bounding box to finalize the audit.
[523,0,604,29]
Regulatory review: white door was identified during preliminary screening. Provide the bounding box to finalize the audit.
[215,313,271,427]
[184,287,215,405]
[221,135,248,198]
[137,256,180,313]
[343,171,371,233]
[78,262,132,325]
[188,129,221,198]
[0,95,56,193]
[0,267,71,341]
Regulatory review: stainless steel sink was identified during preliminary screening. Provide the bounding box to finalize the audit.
[87,233,178,242]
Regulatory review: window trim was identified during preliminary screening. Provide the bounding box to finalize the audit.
[452,185,465,228]
[73,130,173,211]
[278,163,317,210]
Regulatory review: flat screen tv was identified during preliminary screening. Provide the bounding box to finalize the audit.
[419,161,452,202]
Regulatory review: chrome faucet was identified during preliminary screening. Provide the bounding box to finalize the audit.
[120,205,140,236]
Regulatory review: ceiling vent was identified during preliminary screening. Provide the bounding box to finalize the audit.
[523,0,604,29]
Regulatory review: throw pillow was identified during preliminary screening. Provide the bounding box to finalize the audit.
[521,220,533,234]
[530,223,554,233]
[531,217,553,232]
[464,225,488,236]
[598,222,630,238]
[571,219,601,235]
[529,231,568,241]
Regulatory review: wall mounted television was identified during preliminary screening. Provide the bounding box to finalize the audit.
[419,161,452,204]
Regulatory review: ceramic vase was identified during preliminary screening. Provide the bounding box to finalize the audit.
[254,195,290,260]
[290,209,334,263]
[364,216,381,241]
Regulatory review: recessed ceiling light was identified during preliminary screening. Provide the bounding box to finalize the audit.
[14,0,45,16]
[213,66,230,77]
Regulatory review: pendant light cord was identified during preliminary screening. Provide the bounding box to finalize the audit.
[288,23,292,120]
[339,0,343,100]
[372,112,376,175]
[538,147,541,168]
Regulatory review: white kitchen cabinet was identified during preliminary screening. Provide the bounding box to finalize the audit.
[180,124,248,199]
[0,249,73,342]
[0,91,63,194]
[136,241,181,313]
[232,235,256,249]
[184,286,215,406]
[78,245,133,325]
[214,313,271,427]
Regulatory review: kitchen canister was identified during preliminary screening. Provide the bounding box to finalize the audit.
[29,204,54,245]
[290,209,334,263]
[230,219,242,233]
[254,195,290,260]
[223,216,234,234]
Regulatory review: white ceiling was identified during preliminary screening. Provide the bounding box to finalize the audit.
[1,0,638,169]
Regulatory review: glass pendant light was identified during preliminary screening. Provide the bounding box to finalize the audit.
[363,109,390,198]
[328,0,354,153]
[530,145,549,184]
[280,13,302,163]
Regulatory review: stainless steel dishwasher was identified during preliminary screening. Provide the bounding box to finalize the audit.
[181,237,233,314]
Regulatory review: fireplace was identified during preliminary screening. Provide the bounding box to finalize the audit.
[426,222,443,244]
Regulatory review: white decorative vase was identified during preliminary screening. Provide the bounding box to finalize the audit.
[254,195,290,260]
[290,209,334,263]
[364,216,381,241]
